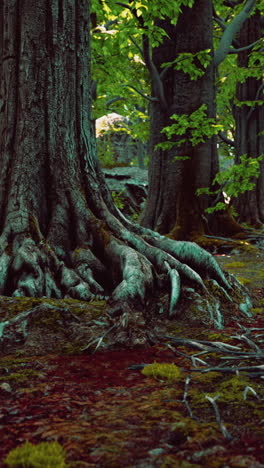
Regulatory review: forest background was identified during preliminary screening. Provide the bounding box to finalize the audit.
[92,0,264,237]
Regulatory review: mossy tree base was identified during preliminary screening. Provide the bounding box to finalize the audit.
[0,0,254,352]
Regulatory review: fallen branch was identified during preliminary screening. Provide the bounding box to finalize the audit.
[183,376,199,421]
[205,395,233,440]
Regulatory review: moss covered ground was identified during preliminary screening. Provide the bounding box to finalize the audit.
[0,249,263,467]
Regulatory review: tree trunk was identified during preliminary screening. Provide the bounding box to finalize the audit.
[0,0,251,346]
[232,11,264,225]
[140,0,241,240]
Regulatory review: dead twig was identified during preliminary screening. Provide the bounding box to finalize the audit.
[205,395,232,440]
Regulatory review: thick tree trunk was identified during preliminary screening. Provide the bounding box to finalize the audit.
[140,0,241,240]
[0,0,109,299]
[0,0,251,347]
[232,11,264,225]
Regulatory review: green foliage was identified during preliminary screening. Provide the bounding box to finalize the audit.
[112,190,125,210]
[91,0,150,121]
[214,9,263,151]
[4,441,67,468]
[205,202,227,214]
[142,362,181,381]
[91,0,203,158]
[156,104,223,151]
[214,154,263,197]
[162,49,211,80]
[197,154,264,213]
[92,0,263,207]
[234,98,263,108]
[96,134,116,168]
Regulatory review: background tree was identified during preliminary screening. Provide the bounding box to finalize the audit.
[232,10,264,225]
[139,0,256,238]
[140,0,219,238]
[92,0,262,239]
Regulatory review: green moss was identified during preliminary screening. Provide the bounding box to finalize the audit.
[205,280,230,304]
[160,457,200,468]
[1,356,32,366]
[170,417,220,445]
[236,276,252,285]
[32,309,65,328]
[193,371,222,384]
[142,362,181,381]
[0,369,40,384]
[4,441,67,468]
[29,214,42,242]
[216,375,251,401]
[193,375,264,405]
[251,307,263,314]
[224,261,246,268]
[0,296,106,323]
[61,343,84,355]
[207,332,232,343]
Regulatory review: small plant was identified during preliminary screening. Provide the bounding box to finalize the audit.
[112,190,125,210]
[142,362,181,381]
[4,440,67,468]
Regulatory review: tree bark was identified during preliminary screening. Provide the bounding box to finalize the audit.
[140,0,242,240]
[232,11,264,225]
[0,0,251,346]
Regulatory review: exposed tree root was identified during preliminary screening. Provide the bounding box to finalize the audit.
[0,194,253,351]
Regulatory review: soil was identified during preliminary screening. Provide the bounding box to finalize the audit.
[0,248,263,467]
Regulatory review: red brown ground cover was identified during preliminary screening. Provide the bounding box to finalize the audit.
[1,299,263,467]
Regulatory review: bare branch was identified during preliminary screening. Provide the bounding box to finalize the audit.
[129,35,144,57]
[183,376,199,420]
[228,38,262,53]
[81,324,117,352]
[243,385,260,400]
[247,83,264,121]
[106,96,125,107]
[116,2,168,111]
[123,84,158,102]
[214,0,256,66]
[218,131,235,147]
[116,2,131,9]
[213,8,240,47]
[213,11,227,31]
[223,0,244,6]
[205,395,233,440]
[141,34,168,111]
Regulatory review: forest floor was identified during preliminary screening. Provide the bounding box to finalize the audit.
[0,248,263,467]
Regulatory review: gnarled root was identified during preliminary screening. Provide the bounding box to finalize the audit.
[0,207,252,351]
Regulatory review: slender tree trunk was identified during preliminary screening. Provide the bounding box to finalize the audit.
[232,11,264,225]
[0,0,250,346]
